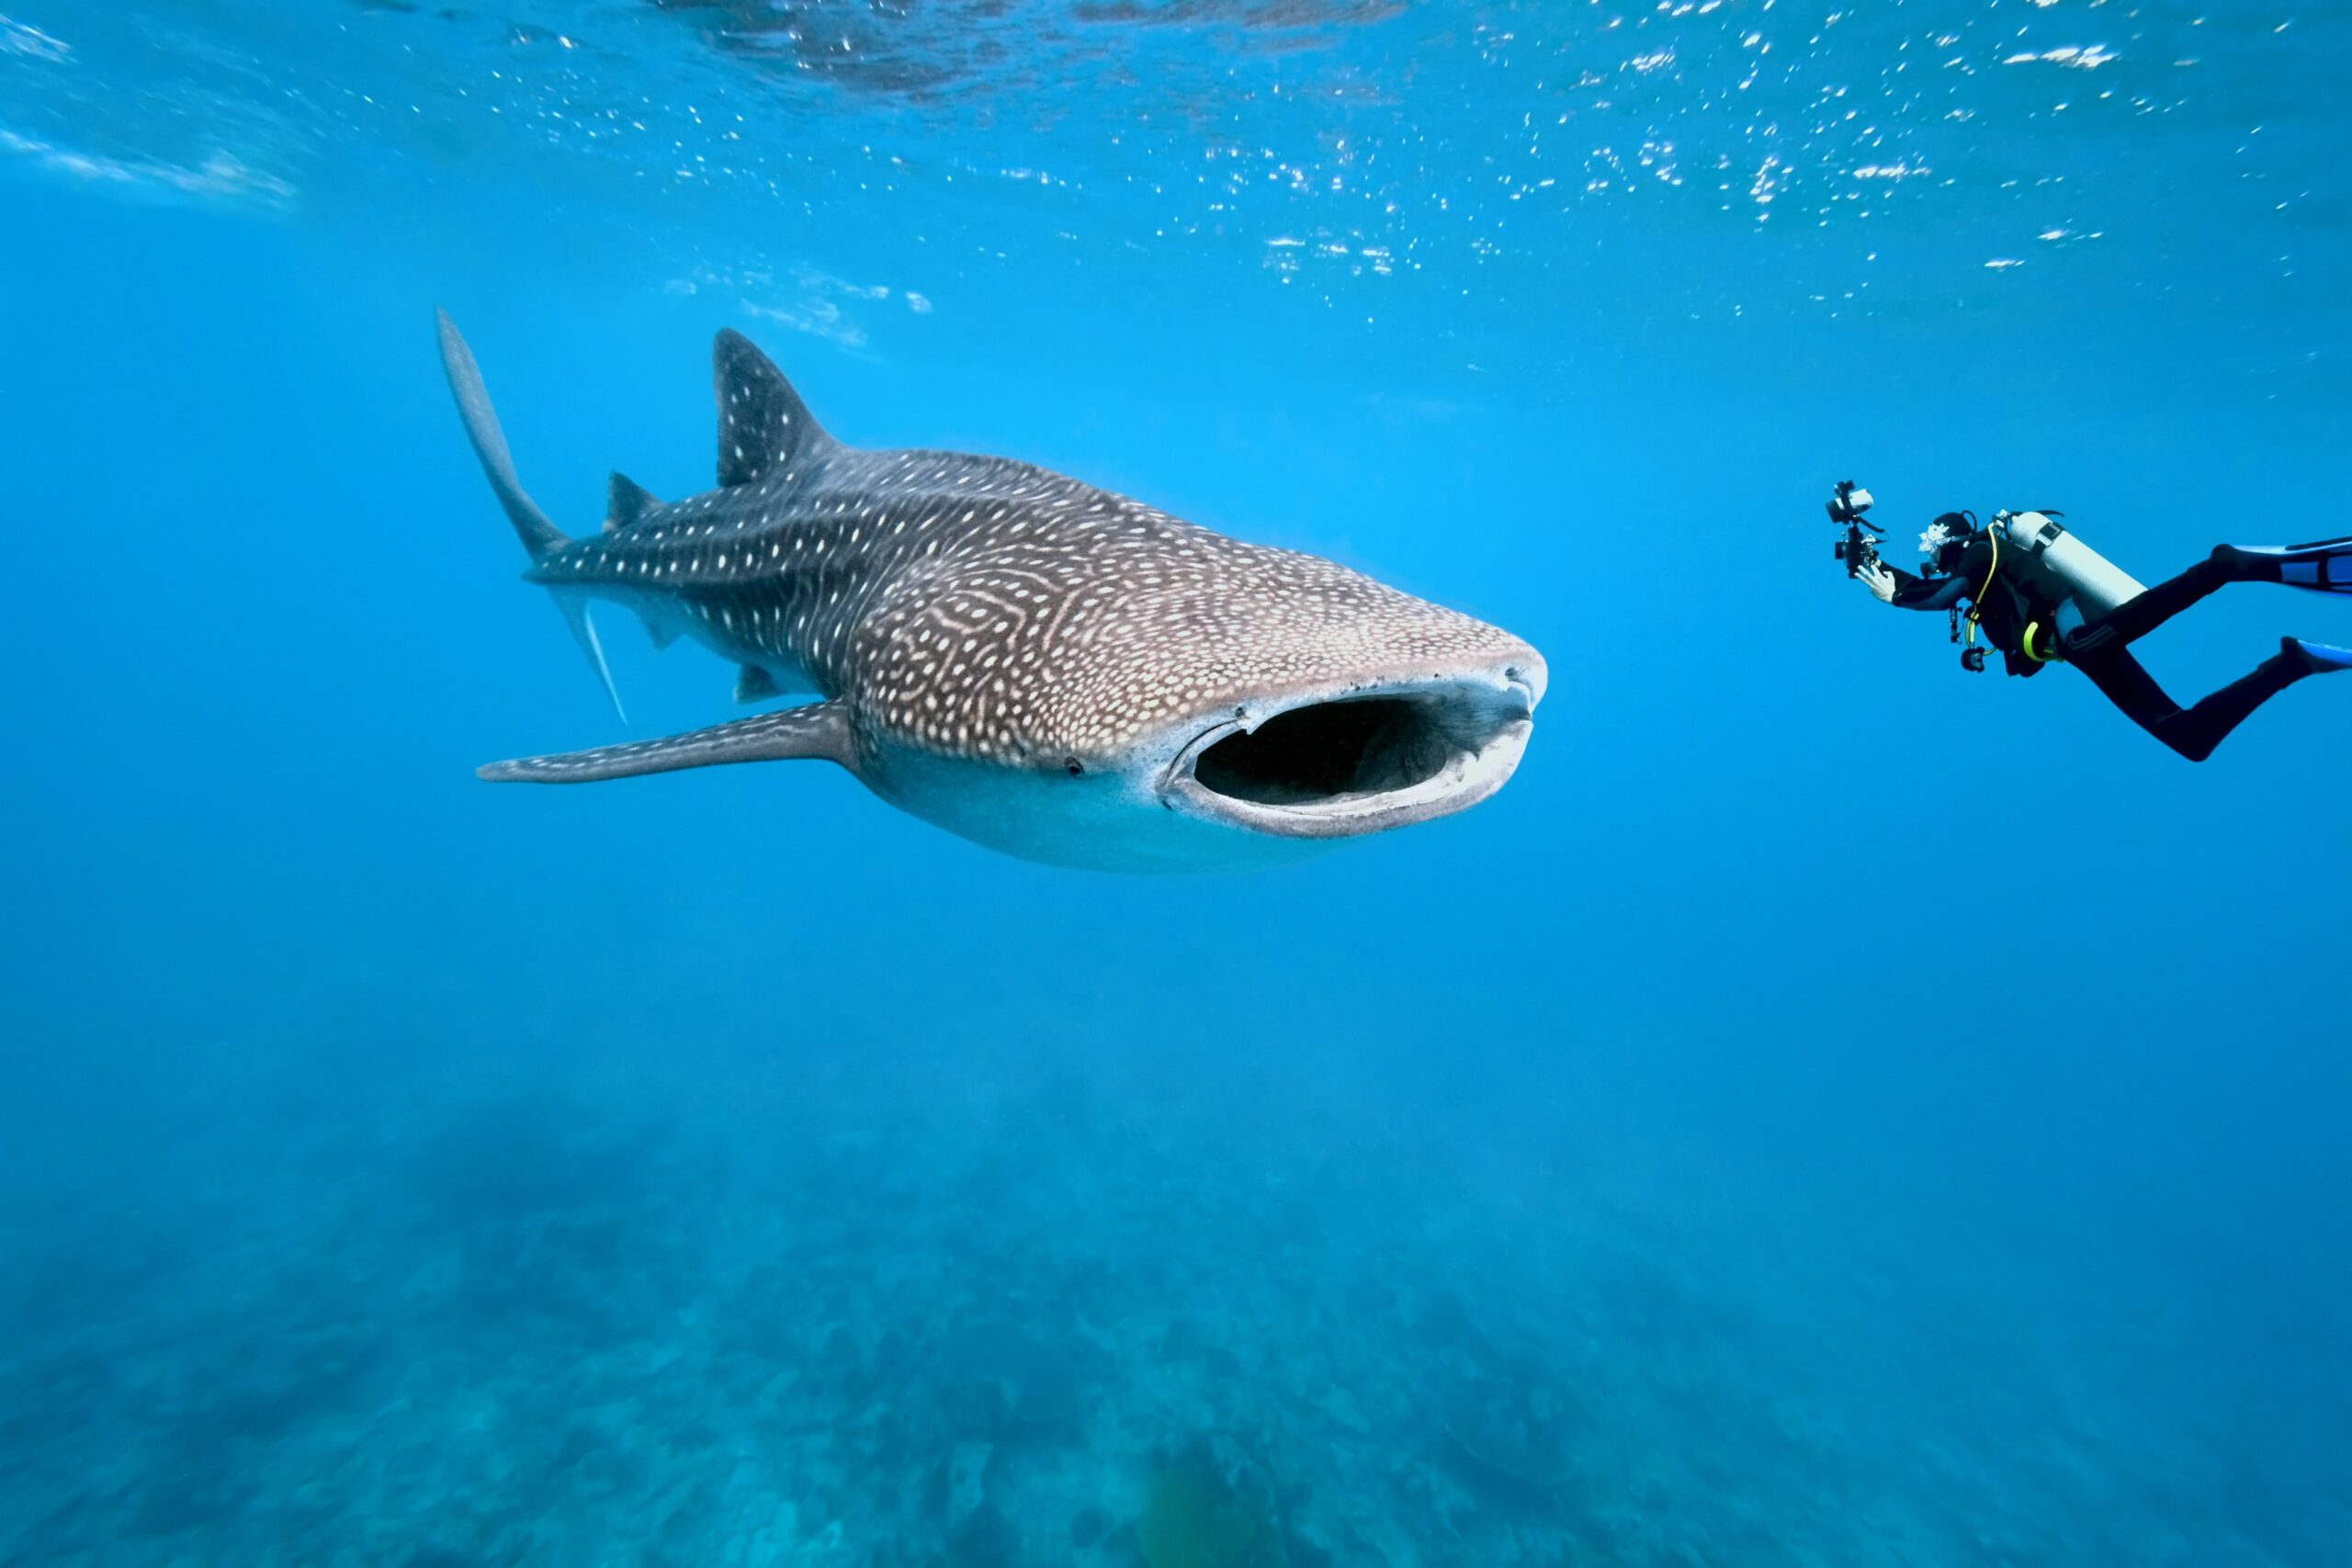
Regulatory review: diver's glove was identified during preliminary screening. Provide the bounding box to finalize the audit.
[1856,560,1898,604]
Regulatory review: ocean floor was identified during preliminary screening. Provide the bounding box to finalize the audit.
[1,1037,2341,1568]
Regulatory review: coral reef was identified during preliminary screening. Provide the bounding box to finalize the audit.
[1137,1455,1288,1568]
[1,1057,2343,1566]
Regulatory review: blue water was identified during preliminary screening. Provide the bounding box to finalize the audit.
[5,2,2350,1562]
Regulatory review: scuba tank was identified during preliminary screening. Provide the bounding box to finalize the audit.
[1992,510,2144,621]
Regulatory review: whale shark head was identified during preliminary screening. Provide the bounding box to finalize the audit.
[851,540,1547,871]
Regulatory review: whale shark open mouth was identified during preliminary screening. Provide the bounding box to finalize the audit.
[1163,671,1538,840]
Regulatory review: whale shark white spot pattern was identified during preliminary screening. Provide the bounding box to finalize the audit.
[442,313,1545,868]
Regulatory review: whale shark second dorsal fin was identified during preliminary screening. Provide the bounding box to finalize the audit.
[605,471,660,533]
[714,328,833,488]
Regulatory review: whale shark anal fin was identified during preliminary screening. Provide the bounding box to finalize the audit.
[478,700,852,784]
[734,664,784,704]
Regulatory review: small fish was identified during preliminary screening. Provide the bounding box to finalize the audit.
[440,312,1545,871]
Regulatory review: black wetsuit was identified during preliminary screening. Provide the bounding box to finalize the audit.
[1887,541,2315,761]
[1883,537,2043,679]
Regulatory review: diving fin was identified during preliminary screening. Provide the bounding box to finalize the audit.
[2287,637,2352,675]
[2228,536,2352,593]
[479,700,853,784]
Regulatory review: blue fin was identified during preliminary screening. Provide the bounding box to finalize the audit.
[2290,638,2352,674]
[2233,536,2352,592]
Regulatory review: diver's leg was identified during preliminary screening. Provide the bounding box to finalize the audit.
[2069,538,2352,659]
[2067,551,2251,651]
[2068,642,2191,752]
[2075,638,2329,762]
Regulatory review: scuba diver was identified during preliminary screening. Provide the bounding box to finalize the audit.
[1826,482,2352,761]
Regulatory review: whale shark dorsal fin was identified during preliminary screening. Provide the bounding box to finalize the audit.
[477,700,853,783]
[714,329,833,488]
[605,472,661,533]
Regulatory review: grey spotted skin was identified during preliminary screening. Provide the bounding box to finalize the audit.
[441,311,1545,871]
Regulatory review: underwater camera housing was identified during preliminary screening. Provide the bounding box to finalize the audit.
[1826,480,1883,578]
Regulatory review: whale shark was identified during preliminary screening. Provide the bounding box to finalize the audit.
[440,311,1545,871]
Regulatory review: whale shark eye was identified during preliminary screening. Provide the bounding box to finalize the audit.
[1064,757,1084,777]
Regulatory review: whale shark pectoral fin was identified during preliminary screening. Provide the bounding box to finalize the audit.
[479,700,853,784]
[714,329,834,488]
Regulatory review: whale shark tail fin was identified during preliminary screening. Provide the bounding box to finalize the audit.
[548,592,625,723]
[436,310,564,560]
[436,309,625,722]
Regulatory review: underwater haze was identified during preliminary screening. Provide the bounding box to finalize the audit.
[5,1,2351,1563]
